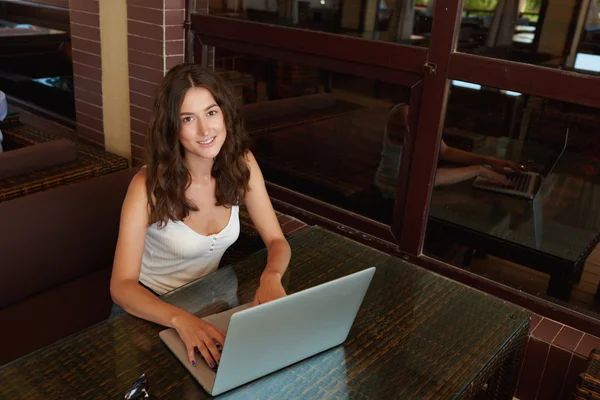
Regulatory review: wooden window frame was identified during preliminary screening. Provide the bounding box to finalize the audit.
[190,1,600,334]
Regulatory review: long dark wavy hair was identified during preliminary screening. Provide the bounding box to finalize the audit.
[145,63,250,226]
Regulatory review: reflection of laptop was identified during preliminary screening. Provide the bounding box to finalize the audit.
[573,53,600,75]
[159,267,376,396]
[473,128,569,200]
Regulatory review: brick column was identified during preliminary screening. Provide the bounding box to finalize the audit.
[69,0,131,162]
[127,0,186,166]
[69,0,104,148]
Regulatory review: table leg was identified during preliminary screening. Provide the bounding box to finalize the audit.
[485,324,528,400]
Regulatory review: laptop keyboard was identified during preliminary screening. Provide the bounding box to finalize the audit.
[504,172,533,193]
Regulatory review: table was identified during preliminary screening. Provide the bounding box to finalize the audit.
[0,227,530,399]
[429,137,600,300]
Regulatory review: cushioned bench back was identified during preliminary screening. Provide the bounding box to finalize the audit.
[0,168,135,309]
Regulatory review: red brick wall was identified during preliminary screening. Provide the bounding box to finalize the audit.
[69,0,104,148]
[127,0,186,165]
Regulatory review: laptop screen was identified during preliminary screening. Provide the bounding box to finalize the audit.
[574,53,600,74]
[544,127,569,178]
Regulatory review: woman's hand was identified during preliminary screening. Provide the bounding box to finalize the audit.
[170,312,226,369]
[488,158,525,174]
[478,166,513,186]
[253,271,287,306]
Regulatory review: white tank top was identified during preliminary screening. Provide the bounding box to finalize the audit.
[373,126,403,199]
[139,205,240,295]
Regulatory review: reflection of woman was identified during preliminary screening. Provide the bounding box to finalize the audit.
[374,103,522,198]
[110,64,291,369]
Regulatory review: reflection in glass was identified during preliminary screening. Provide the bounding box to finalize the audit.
[0,20,73,118]
[425,81,600,320]
[459,0,600,75]
[204,0,433,46]
[213,47,412,224]
[574,52,600,72]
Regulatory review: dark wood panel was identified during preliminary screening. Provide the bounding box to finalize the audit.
[191,14,427,75]
[199,35,422,87]
[449,53,600,109]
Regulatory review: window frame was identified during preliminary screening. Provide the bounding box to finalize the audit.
[190,0,600,334]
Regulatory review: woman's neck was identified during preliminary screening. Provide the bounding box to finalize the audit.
[185,154,214,184]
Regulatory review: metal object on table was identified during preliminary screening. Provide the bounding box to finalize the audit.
[124,374,150,399]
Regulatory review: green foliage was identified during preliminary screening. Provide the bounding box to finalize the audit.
[463,0,498,11]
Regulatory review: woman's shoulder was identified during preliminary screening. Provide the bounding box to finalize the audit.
[244,150,259,169]
[132,167,148,186]
[126,167,149,200]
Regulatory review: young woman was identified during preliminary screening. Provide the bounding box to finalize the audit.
[110,64,291,370]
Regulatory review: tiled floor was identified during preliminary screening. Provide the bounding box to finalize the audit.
[515,313,600,400]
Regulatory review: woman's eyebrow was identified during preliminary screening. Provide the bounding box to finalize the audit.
[180,104,217,116]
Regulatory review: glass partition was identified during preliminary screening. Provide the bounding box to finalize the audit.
[424,80,600,318]
[213,46,414,223]
[0,20,73,118]
[203,0,434,46]
[457,0,600,76]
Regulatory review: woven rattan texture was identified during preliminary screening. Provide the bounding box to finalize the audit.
[0,124,128,202]
[0,227,530,399]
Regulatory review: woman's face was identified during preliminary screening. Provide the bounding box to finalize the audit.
[178,87,227,161]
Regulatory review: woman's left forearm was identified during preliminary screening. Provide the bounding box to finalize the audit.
[261,238,291,281]
[440,146,493,166]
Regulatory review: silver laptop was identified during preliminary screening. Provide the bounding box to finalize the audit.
[473,128,569,200]
[159,267,376,396]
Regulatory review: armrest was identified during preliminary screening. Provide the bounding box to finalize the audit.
[0,139,76,179]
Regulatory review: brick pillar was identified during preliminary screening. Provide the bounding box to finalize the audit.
[69,0,131,162]
[69,0,104,148]
[127,0,186,166]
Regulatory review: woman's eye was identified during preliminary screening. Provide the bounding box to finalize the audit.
[183,116,194,123]
[207,110,218,116]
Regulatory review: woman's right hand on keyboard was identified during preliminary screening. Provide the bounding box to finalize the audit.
[478,166,513,186]
[170,312,226,369]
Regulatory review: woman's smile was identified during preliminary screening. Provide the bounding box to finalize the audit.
[198,136,216,146]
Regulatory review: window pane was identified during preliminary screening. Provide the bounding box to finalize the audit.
[202,0,434,46]
[0,21,73,118]
[459,0,600,76]
[214,47,413,223]
[425,80,600,319]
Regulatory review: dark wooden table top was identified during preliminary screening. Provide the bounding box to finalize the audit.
[0,227,530,399]
[430,137,600,266]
